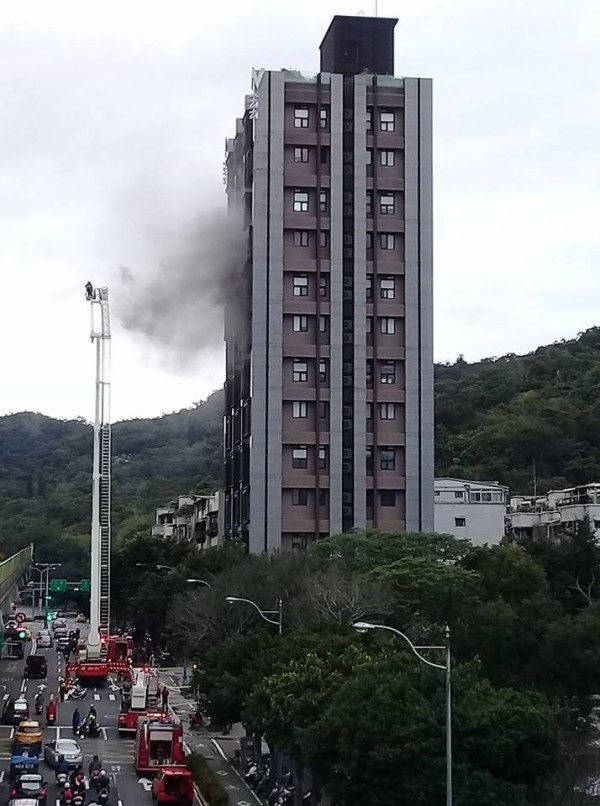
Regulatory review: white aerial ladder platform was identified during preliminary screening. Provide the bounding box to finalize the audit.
[85,282,111,661]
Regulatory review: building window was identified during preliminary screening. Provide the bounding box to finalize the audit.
[294,147,309,163]
[366,446,373,475]
[318,401,328,419]
[292,447,308,469]
[380,277,395,299]
[366,108,373,132]
[319,315,327,333]
[366,148,373,166]
[319,231,329,248]
[366,402,373,420]
[320,146,329,164]
[366,190,373,217]
[293,230,309,247]
[293,190,309,213]
[380,447,396,470]
[293,275,309,296]
[319,107,328,129]
[366,232,373,250]
[454,491,464,499]
[318,446,328,470]
[292,401,308,418]
[319,276,328,297]
[319,190,329,214]
[366,317,373,334]
[471,492,481,502]
[455,517,466,527]
[293,360,308,382]
[380,362,396,384]
[380,150,395,167]
[380,110,395,132]
[380,317,396,335]
[380,233,395,250]
[319,360,327,383]
[366,275,373,301]
[380,194,395,215]
[379,403,396,420]
[318,489,329,507]
[293,315,308,332]
[294,107,309,128]
[482,492,492,502]
[292,488,308,505]
[380,490,396,507]
[367,360,373,387]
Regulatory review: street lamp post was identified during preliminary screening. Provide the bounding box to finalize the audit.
[226,596,283,635]
[353,621,452,806]
[30,563,62,619]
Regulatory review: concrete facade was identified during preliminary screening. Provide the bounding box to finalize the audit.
[508,483,600,541]
[434,478,508,546]
[224,16,434,552]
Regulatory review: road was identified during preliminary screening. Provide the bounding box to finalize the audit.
[0,615,146,806]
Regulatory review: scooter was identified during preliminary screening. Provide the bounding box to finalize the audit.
[66,685,87,701]
[189,712,204,730]
[35,697,44,715]
[56,771,69,787]
[96,788,109,806]
[72,793,84,806]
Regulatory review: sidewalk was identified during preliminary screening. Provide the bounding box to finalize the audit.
[159,669,261,806]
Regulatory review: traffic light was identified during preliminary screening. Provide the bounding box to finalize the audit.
[81,579,90,592]
[17,629,27,640]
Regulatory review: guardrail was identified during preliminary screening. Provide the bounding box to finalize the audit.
[0,544,33,604]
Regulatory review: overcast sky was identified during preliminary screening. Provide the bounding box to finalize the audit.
[0,0,598,422]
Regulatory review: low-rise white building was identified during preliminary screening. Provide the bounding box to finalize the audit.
[507,483,600,540]
[434,478,508,545]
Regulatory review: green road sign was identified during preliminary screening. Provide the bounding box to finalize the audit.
[49,579,67,592]
[46,610,58,621]
[81,579,90,592]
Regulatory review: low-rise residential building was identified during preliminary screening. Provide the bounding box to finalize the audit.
[507,483,600,540]
[434,478,508,545]
[151,493,223,547]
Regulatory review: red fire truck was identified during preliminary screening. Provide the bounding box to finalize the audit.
[67,634,134,683]
[134,716,186,775]
[118,667,161,734]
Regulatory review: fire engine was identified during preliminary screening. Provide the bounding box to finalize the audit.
[134,716,186,775]
[118,666,161,734]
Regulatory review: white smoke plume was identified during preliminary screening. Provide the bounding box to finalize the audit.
[117,206,247,367]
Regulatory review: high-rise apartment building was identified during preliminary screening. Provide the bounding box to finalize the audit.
[224,15,433,553]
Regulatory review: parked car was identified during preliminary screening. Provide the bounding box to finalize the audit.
[24,656,47,679]
[75,614,87,624]
[35,632,52,649]
[10,772,47,806]
[51,618,66,630]
[2,698,30,726]
[43,739,82,770]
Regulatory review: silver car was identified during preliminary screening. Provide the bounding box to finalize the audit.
[36,631,53,649]
[43,738,82,769]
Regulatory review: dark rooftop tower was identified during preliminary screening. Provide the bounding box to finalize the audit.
[320,15,398,76]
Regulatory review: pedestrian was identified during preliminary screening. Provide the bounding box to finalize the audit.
[59,679,66,703]
[161,685,169,714]
[72,707,81,736]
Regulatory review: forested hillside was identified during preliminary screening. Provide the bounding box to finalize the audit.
[435,326,600,493]
[2,327,600,565]
[0,389,223,567]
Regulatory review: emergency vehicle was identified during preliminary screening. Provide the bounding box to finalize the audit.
[134,717,186,775]
[117,667,160,734]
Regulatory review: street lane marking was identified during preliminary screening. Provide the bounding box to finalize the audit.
[108,694,116,701]
[0,770,5,783]
[101,727,108,741]
[94,694,100,700]
[10,728,14,739]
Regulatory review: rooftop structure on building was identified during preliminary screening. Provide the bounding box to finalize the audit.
[507,483,600,540]
[224,14,434,553]
[434,478,508,546]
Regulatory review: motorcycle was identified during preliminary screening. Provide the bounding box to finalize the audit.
[89,769,101,788]
[35,696,44,715]
[80,720,100,739]
[189,712,204,730]
[96,788,109,806]
[46,709,57,726]
[56,771,69,787]
[72,793,84,806]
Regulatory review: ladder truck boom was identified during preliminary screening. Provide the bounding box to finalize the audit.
[85,283,111,665]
